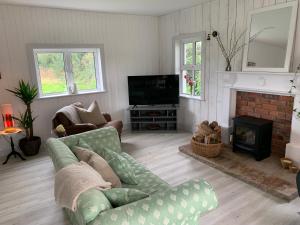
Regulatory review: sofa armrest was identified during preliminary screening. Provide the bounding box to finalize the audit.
[88,179,218,225]
[102,113,112,122]
[66,123,98,135]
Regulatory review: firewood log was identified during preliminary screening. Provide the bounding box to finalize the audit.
[209,121,219,129]
[193,120,222,144]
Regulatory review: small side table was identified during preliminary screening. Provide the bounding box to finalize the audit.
[0,128,26,165]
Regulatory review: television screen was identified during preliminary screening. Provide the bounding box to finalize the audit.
[128,75,179,106]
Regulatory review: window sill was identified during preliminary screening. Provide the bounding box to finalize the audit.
[180,94,204,101]
[37,90,106,100]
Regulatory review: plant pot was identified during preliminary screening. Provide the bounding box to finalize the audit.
[19,136,41,156]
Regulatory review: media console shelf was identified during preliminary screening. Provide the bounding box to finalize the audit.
[129,106,178,131]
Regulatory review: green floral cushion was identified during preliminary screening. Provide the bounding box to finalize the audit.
[76,138,138,185]
[101,148,138,185]
[103,188,149,207]
[77,189,112,223]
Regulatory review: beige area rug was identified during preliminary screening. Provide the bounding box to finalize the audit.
[179,144,298,201]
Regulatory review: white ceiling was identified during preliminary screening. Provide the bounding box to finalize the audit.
[0,0,208,16]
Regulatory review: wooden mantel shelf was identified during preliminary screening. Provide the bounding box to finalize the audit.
[216,71,298,76]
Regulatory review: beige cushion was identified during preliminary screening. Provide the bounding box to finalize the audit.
[73,146,121,188]
[76,101,107,125]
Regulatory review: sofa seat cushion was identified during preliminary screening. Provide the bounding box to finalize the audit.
[120,152,171,194]
[103,188,149,207]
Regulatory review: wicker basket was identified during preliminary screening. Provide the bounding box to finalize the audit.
[280,157,293,169]
[191,138,222,158]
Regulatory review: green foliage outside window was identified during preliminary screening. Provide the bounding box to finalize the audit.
[36,51,98,95]
[71,52,97,91]
[37,53,67,95]
[182,41,202,97]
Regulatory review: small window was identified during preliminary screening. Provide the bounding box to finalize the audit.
[174,34,205,100]
[33,47,105,98]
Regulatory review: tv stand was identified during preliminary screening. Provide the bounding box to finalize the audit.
[129,105,178,132]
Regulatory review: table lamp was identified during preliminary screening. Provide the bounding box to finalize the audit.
[1,104,14,129]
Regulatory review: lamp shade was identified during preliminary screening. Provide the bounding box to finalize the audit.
[1,104,14,128]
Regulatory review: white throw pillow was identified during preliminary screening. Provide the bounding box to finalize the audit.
[76,101,107,125]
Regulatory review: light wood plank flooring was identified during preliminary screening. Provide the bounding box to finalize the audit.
[0,132,299,225]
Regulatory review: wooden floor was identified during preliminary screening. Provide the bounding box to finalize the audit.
[0,132,299,225]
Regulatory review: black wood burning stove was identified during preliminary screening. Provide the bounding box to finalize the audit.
[233,116,273,161]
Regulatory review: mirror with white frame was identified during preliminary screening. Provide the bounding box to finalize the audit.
[242,2,298,72]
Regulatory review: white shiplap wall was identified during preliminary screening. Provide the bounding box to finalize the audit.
[0,5,159,156]
[0,1,299,156]
[159,0,300,132]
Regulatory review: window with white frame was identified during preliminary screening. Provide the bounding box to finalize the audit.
[174,33,205,100]
[32,47,105,98]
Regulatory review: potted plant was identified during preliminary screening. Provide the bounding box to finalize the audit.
[7,80,41,156]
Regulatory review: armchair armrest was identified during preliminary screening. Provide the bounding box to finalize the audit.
[88,179,218,225]
[297,172,300,196]
[102,113,112,122]
[66,123,98,136]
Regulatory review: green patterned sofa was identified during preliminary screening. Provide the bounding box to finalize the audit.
[46,127,218,225]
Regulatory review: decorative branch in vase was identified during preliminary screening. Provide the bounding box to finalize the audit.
[209,27,274,71]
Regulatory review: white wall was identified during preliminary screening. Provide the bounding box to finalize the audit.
[0,5,159,156]
[1,0,299,157]
[159,0,300,132]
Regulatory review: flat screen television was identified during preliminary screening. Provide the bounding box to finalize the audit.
[128,75,179,106]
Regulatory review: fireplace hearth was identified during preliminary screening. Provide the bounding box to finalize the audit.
[233,116,273,161]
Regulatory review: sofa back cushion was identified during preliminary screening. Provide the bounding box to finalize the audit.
[61,127,122,154]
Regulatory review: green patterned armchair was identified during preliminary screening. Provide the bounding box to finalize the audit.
[47,127,218,225]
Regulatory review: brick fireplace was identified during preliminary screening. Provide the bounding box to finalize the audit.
[235,91,294,156]
[218,71,300,167]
